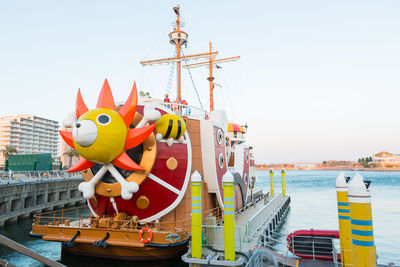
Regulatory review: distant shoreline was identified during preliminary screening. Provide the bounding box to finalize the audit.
[256,167,400,172]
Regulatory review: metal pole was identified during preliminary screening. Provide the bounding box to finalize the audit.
[336,172,353,266]
[222,171,235,261]
[281,169,286,197]
[190,171,202,260]
[348,173,376,267]
[269,169,274,197]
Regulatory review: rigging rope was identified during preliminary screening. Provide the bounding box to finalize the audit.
[181,49,205,111]
[165,51,176,96]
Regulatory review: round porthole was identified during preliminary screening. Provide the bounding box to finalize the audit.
[217,129,223,145]
[218,153,224,169]
[245,173,248,184]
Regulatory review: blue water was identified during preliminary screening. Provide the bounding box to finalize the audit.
[256,170,400,265]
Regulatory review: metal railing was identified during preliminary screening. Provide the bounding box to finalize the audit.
[246,244,278,267]
[287,234,340,263]
[0,170,81,183]
[34,205,192,233]
[202,225,242,251]
[245,194,284,238]
[157,102,209,120]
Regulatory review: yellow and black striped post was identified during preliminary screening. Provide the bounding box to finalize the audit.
[336,172,352,266]
[348,173,376,267]
[190,171,202,259]
[281,169,286,197]
[269,169,275,197]
[222,171,235,261]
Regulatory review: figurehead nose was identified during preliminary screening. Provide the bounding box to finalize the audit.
[76,122,81,128]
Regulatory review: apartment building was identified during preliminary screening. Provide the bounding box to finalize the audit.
[0,115,60,165]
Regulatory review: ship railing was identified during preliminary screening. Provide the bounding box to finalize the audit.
[33,205,223,234]
[245,194,284,238]
[0,170,81,183]
[201,225,243,251]
[157,102,209,121]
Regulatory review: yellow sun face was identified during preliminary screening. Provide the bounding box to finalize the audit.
[60,79,156,173]
[73,108,127,164]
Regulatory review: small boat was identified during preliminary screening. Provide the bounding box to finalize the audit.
[287,229,341,261]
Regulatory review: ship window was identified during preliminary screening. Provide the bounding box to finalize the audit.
[218,153,224,169]
[217,129,223,145]
[178,33,181,37]
[245,173,248,184]
[246,152,249,163]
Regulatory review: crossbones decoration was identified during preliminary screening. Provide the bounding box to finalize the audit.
[60,79,160,200]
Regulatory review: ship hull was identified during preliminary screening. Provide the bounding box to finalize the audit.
[62,242,188,261]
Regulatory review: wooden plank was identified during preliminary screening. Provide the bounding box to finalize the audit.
[0,234,66,267]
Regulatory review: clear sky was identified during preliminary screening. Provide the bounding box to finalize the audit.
[1,1,400,163]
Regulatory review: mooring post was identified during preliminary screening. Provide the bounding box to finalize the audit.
[222,171,235,261]
[269,169,275,197]
[336,172,352,266]
[190,171,202,260]
[281,169,286,197]
[348,173,376,267]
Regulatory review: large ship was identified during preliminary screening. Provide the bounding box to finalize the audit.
[30,5,262,261]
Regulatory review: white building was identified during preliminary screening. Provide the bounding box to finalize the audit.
[371,151,400,167]
[0,115,60,165]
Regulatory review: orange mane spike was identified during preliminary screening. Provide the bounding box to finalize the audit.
[118,82,138,127]
[125,124,156,150]
[59,130,75,149]
[112,152,145,171]
[67,158,95,172]
[96,79,115,110]
[76,88,89,119]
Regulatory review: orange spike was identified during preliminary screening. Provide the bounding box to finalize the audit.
[125,124,156,150]
[118,82,138,127]
[96,79,115,109]
[67,158,95,172]
[112,152,145,171]
[59,130,75,149]
[76,88,89,119]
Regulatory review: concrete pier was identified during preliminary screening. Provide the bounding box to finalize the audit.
[0,175,84,226]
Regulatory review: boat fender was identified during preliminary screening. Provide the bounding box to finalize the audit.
[139,227,153,244]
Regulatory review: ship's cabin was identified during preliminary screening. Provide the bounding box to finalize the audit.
[227,123,246,144]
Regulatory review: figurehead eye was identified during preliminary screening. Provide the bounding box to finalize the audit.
[96,114,111,125]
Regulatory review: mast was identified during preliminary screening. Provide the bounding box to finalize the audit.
[140,5,239,112]
[184,49,240,112]
[208,43,215,111]
[175,6,182,102]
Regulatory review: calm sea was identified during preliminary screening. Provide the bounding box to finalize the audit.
[256,170,400,265]
[0,170,398,266]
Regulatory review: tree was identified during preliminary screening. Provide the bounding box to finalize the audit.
[63,148,80,168]
[369,156,373,162]
[1,146,18,161]
[358,159,361,163]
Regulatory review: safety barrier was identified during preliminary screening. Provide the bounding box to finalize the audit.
[0,171,81,183]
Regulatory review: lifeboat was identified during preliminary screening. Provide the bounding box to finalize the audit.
[287,230,341,261]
